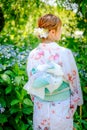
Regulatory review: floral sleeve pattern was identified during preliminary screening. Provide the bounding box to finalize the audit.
[66,50,83,106]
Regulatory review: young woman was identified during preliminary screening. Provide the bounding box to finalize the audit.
[24,14,83,130]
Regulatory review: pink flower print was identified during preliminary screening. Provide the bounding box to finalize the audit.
[41,119,47,125]
[43,119,47,123]
[31,95,34,101]
[35,51,44,60]
[41,121,45,126]
[66,115,71,119]
[44,127,50,130]
[67,70,77,84]
[67,104,76,119]
[72,70,76,76]
[36,102,43,109]
[49,54,59,61]
[30,72,32,76]
[73,95,80,103]
[72,70,77,81]
[58,61,63,67]
[67,73,73,83]
[54,54,59,60]
[70,104,74,109]
[41,119,50,127]
[51,110,55,114]
[66,110,71,119]
[71,107,75,114]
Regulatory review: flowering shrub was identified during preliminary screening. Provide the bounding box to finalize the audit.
[0,44,30,70]
[0,44,33,130]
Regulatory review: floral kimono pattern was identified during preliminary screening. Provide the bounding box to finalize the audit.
[24,42,83,130]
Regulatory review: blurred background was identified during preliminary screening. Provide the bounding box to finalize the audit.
[0,0,87,130]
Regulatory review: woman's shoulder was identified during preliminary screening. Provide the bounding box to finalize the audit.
[29,48,37,55]
[28,45,41,58]
[50,42,71,53]
[29,43,72,57]
[58,45,71,54]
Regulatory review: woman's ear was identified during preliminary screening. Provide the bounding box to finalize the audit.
[48,29,56,41]
[50,29,56,34]
[49,29,56,37]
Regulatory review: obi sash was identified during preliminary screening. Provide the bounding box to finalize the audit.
[24,62,70,101]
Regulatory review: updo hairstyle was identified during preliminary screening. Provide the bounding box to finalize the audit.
[38,14,62,31]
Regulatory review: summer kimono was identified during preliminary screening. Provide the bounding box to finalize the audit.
[24,42,83,130]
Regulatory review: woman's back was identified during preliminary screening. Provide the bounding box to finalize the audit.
[24,14,83,130]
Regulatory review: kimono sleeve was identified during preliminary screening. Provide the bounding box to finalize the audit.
[27,52,34,79]
[24,51,36,101]
[67,50,83,106]
[24,49,45,101]
[26,49,42,78]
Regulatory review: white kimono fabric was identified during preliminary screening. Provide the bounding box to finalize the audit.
[24,42,83,130]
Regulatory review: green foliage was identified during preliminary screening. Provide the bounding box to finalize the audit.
[69,0,87,18]
[0,44,34,130]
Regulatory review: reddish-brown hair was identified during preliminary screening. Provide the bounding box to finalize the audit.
[38,14,62,31]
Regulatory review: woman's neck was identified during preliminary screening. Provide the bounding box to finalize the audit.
[41,39,55,43]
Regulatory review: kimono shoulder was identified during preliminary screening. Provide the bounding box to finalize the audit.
[28,47,39,58]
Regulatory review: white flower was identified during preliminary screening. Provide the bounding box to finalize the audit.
[34,28,48,38]
[0,104,5,114]
[75,31,83,36]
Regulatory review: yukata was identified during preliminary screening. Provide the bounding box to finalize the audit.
[24,42,83,130]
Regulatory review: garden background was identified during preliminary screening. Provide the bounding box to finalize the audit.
[0,0,87,130]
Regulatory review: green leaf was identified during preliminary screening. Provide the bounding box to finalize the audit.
[83,87,87,93]
[1,74,11,84]
[23,98,33,106]
[15,113,22,124]
[2,126,13,130]
[0,98,6,107]
[5,86,12,94]
[11,99,20,106]
[82,2,87,16]
[4,70,14,76]
[0,114,7,123]
[10,107,20,114]
[15,90,21,100]
[0,126,3,130]
[15,89,27,101]
[14,76,22,86]
[18,121,29,130]
[22,107,33,115]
